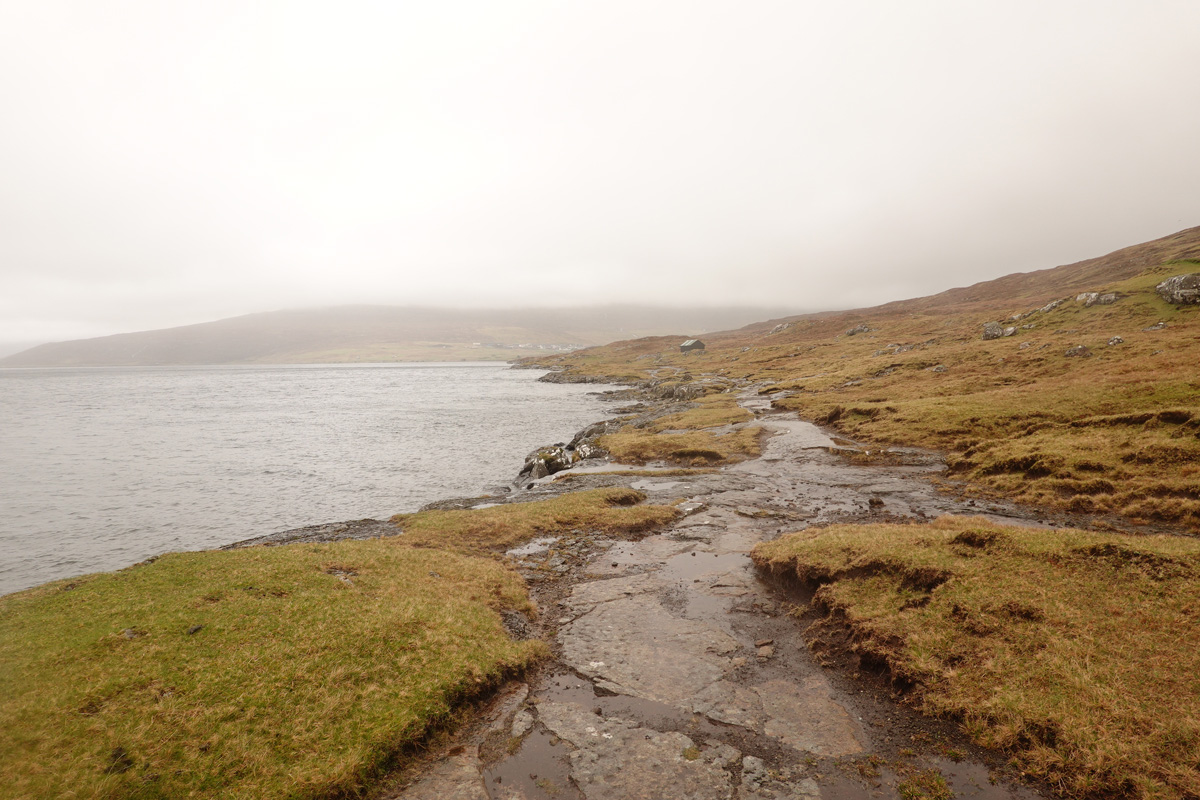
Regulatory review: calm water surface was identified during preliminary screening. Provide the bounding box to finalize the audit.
[0,363,615,595]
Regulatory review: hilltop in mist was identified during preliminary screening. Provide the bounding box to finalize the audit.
[0,305,796,368]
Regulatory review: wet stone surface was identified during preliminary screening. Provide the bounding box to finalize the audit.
[390,394,1055,800]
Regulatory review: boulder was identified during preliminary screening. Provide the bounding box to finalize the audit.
[1108,336,1124,346]
[1065,345,1092,358]
[573,439,608,460]
[1156,273,1200,305]
[845,323,871,336]
[518,444,576,479]
[1003,326,1017,337]
[1076,292,1119,307]
[981,322,1005,340]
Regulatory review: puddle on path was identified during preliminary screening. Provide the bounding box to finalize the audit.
[483,725,583,800]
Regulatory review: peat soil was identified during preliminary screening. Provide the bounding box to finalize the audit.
[379,391,1068,800]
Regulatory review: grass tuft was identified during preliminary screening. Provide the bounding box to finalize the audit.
[390,488,680,552]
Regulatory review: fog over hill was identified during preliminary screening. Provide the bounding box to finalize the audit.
[0,305,796,367]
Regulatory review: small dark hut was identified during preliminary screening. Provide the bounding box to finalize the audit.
[680,339,705,353]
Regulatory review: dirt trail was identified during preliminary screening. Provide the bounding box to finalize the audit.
[388,396,1056,800]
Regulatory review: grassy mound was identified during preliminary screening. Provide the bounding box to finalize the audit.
[0,541,543,799]
[593,394,763,466]
[391,487,680,551]
[752,517,1200,800]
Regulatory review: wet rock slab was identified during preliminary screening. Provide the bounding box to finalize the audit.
[537,700,736,800]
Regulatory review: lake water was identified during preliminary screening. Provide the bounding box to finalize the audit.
[0,363,615,596]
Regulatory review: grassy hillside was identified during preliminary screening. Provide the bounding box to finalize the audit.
[0,304,795,367]
[529,226,1200,531]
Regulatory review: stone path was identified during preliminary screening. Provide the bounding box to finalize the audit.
[390,404,1053,800]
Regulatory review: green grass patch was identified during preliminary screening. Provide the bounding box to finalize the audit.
[0,542,544,799]
[390,488,680,552]
[753,516,1200,799]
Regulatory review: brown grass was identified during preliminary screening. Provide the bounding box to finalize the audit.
[753,517,1200,800]
[597,427,763,466]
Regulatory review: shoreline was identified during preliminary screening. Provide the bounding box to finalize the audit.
[0,362,615,597]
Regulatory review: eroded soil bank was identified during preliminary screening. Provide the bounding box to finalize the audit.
[379,390,1066,800]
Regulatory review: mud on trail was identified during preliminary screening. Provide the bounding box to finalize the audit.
[384,395,1062,800]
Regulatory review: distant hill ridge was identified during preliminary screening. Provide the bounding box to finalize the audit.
[0,305,797,367]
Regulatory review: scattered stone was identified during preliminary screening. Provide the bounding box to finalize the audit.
[1108,336,1124,346]
[120,628,144,640]
[754,638,774,648]
[1144,321,1168,331]
[1003,326,1017,337]
[981,322,1005,340]
[927,364,946,373]
[756,645,775,659]
[501,611,534,640]
[769,322,792,334]
[1040,299,1065,313]
[1018,342,1032,350]
[1065,345,1092,358]
[845,323,871,336]
[186,624,204,635]
[1156,273,1200,305]
[511,709,534,738]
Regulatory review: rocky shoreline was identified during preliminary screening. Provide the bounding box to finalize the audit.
[221,366,1077,800]
[226,371,712,549]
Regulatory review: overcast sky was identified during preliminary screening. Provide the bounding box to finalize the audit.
[2,1,1198,343]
